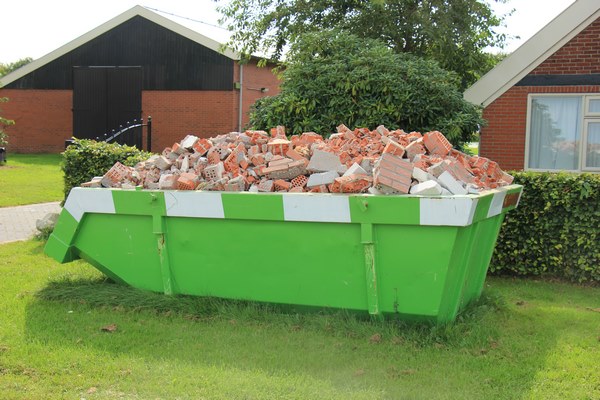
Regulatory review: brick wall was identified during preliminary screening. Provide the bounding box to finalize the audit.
[240,60,281,129]
[480,17,600,171]
[142,91,238,153]
[0,89,72,153]
[531,18,600,75]
[481,86,600,170]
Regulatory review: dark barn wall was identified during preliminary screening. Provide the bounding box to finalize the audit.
[0,15,283,153]
[5,16,234,91]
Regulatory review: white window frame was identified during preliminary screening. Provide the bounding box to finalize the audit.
[582,119,600,172]
[525,93,600,173]
[584,96,600,117]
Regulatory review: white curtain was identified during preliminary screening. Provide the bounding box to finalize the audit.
[529,96,581,170]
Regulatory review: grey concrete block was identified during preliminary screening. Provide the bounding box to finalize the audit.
[307,149,345,174]
[343,162,368,177]
[306,171,339,188]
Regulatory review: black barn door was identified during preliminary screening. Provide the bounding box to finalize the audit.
[73,66,142,147]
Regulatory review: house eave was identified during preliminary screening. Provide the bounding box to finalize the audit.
[464,0,600,107]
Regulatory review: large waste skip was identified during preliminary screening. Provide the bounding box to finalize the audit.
[45,185,522,323]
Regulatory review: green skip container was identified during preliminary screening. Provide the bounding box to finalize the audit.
[45,185,522,323]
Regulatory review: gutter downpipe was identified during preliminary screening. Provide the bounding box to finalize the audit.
[238,63,244,133]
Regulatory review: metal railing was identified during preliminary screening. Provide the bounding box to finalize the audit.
[67,116,153,151]
[96,116,152,151]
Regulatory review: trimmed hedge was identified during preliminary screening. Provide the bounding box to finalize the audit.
[62,139,152,202]
[491,171,600,283]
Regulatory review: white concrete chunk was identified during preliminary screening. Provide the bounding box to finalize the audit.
[306,171,339,188]
[368,186,384,195]
[343,162,368,177]
[412,167,429,183]
[180,155,189,172]
[428,160,449,177]
[180,135,199,149]
[409,180,443,195]
[438,171,468,195]
[154,156,172,170]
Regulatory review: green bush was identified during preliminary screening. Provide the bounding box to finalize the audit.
[1,94,14,147]
[249,31,483,147]
[491,172,600,283]
[62,139,152,201]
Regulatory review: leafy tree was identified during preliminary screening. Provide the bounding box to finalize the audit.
[0,57,32,77]
[249,31,483,146]
[219,0,510,88]
[0,95,14,147]
[0,58,30,146]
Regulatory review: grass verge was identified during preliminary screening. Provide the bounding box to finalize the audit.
[0,154,63,207]
[0,240,598,399]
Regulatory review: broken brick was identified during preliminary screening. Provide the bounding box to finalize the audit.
[267,138,292,156]
[273,179,292,191]
[176,173,198,191]
[291,175,308,188]
[423,131,452,156]
[382,140,405,158]
[101,162,133,188]
[192,138,211,155]
[329,174,372,193]
[404,140,427,160]
[93,124,513,196]
[373,154,413,194]
[258,179,274,192]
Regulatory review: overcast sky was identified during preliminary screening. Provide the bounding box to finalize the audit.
[0,0,577,64]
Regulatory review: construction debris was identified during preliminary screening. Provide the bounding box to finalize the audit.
[87,126,514,195]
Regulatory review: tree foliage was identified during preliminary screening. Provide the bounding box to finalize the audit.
[249,31,483,146]
[219,0,510,88]
[0,58,30,146]
[0,96,14,147]
[0,57,32,78]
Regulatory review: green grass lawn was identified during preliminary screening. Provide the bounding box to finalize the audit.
[1,240,598,399]
[466,142,479,156]
[0,154,63,207]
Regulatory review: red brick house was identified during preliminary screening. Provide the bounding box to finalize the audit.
[0,6,280,153]
[465,0,600,173]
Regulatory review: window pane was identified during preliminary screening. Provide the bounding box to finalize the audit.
[586,122,600,169]
[589,99,600,114]
[529,97,581,170]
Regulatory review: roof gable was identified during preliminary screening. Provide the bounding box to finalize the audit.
[464,0,600,107]
[0,5,239,88]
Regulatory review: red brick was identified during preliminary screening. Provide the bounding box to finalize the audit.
[382,140,405,158]
[404,140,426,160]
[423,131,452,156]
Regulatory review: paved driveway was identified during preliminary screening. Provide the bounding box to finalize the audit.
[0,202,62,244]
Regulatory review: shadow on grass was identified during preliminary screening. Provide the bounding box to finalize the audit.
[20,270,569,398]
[32,272,507,347]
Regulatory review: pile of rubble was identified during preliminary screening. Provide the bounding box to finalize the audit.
[85,125,513,196]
